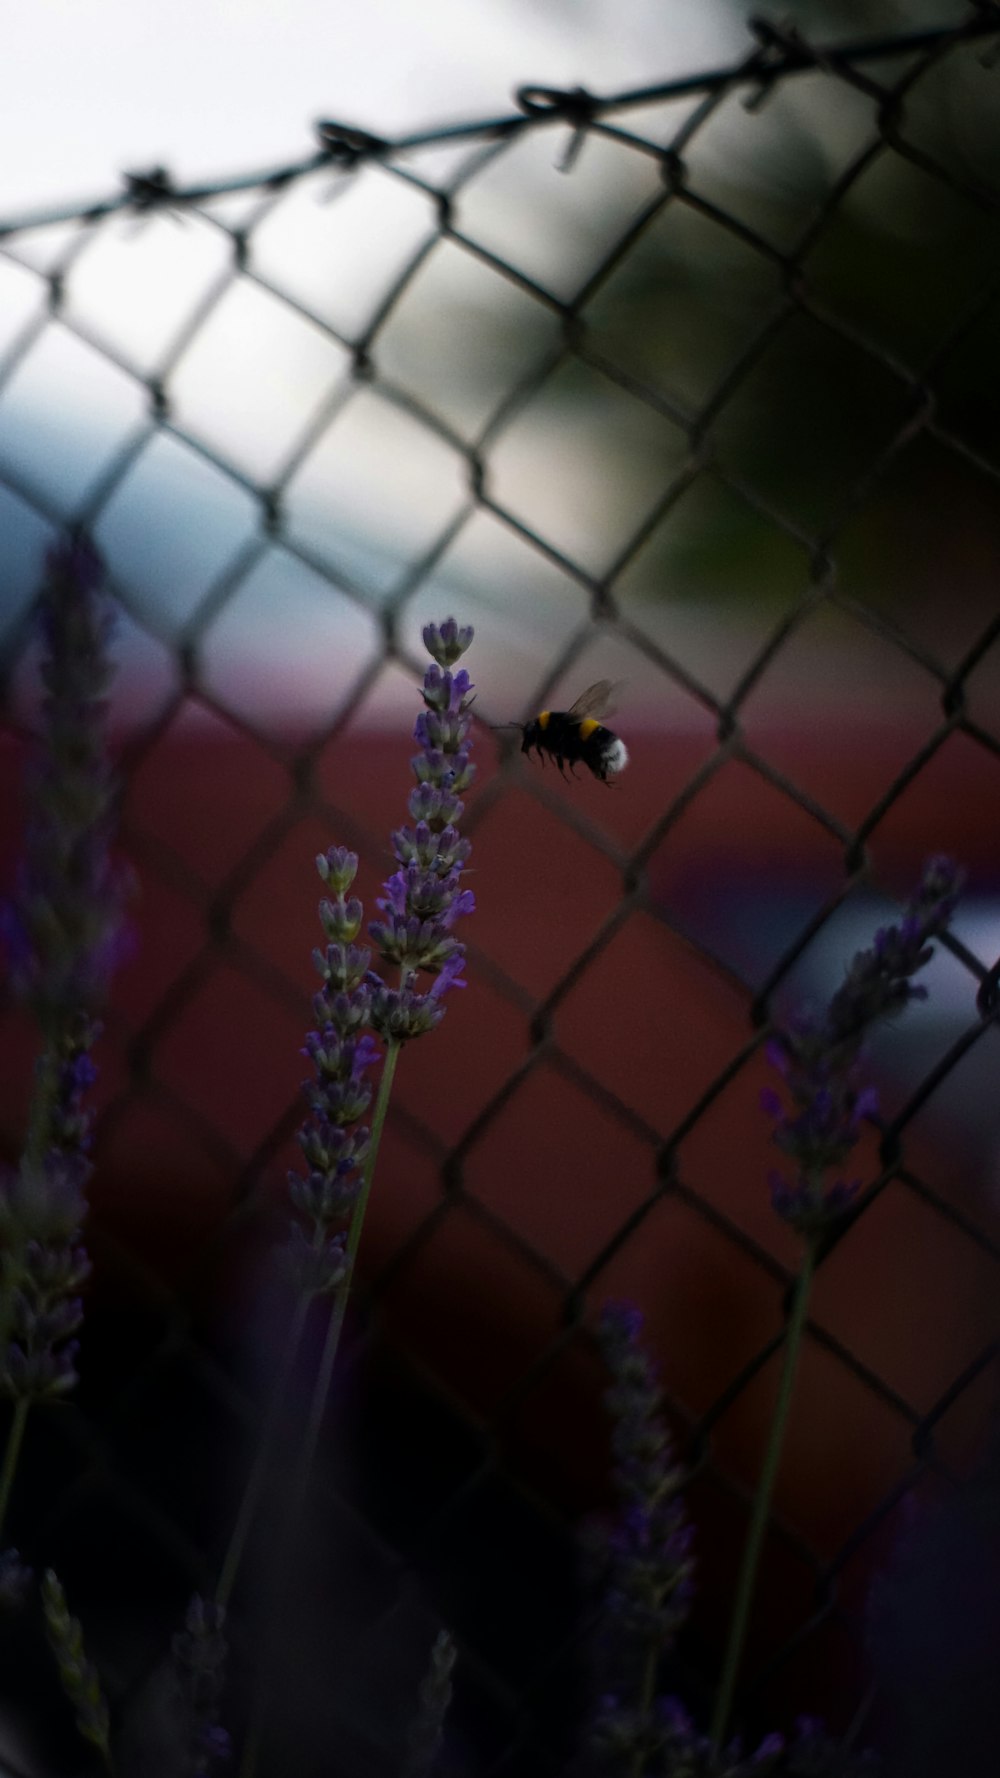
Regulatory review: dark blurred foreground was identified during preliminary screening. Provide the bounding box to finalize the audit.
[0,721,997,1773]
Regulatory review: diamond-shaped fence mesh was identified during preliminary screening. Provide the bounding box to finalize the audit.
[1,13,999,1776]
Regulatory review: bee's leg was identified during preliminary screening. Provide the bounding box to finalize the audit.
[556,755,568,779]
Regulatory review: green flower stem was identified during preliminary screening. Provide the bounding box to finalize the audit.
[23,1044,58,1174]
[214,1290,311,1610]
[709,1237,817,1752]
[217,1043,401,1610]
[297,1037,400,1515]
[631,1643,659,1778]
[0,1395,31,1545]
[237,1037,401,1778]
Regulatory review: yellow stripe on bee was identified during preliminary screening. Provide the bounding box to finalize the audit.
[578,718,600,739]
[537,710,551,729]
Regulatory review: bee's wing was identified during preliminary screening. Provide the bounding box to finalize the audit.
[566,679,618,721]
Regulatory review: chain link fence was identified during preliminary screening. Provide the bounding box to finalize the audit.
[1,11,999,1775]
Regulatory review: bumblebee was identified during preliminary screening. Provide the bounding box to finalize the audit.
[519,680,629,782]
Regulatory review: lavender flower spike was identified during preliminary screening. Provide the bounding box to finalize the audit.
[287,847,380,1296]
[588,1302,695,1772]
[42,1569,113,1769]
[4,537,129,1039]
[1,538,128,1405]
[368,619,475,1042]
[764,856,962,1237]
[173,1594,231,1776]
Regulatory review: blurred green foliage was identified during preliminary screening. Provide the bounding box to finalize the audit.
[435,16,1000,653]
[588,33,1000,624]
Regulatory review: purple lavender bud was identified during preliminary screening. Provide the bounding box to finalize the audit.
[297,1120,368,1172]
[369,985,448,1043]
[422,618,474,666]
[414,709,462,752]
[370,632,475,992]
[753,1731,786,1762]
[369,910,463,975]
[398,867,456,919]
[785,1715,879,1775]
[316,846,359,894]
[199,1726,233,1762]
[407,782,465,829]
[429,953,467,996]
[826,855,963,1046]
[411,745,475,794]
[420,662,474,712]
[318,894,363,943]
[5,1335,81,1400]
[23,1239,91,1293]
[659,1695,697,1735]
[286,1222,349,1296]
[303,1074,372,1126]
[312,983,372,1034]
[288,1170,359,1227]
[301,1028,378,1086]
[378,871,409,916]
[172,1594,230,1776]
[765,859,962,1238]
[314,942,371,992]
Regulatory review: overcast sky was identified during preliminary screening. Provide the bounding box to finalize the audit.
[3,0,746,220]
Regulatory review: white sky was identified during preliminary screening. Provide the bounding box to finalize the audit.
[2,0,745,219]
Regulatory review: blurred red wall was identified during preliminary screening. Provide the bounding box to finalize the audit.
[1,715,997,1731]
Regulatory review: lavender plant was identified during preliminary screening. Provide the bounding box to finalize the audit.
[304,617,476,1379]
[0,571,967,1778]
[172,1594,231,1777]
[761,856,963,1238]
[586,1301,695,1773]
[0,536,127,1533]
[589,1305,879,1777]
[213,622,475,1770]
[217,619,475,1612]
[42,1568,114,1774]
[709,857,963,1750]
